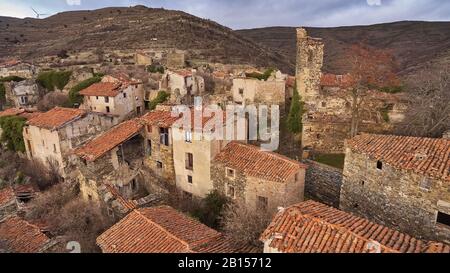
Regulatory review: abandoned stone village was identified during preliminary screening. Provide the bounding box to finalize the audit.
[0,27,449,254]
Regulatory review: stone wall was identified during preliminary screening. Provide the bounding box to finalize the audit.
[296,28,404,154]
[340,148,450,243]
[143,125,175,185]
[304,159,342,208]
[212,162,305,214]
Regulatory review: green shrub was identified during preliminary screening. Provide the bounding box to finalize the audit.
[0,83,5,104]
[192,191,229,229]
[0,115,27,152]
[37,70,72,91]
[147,64,165,74]
[286,81,305,134]
[69,76,103,107]
[0,76,25,82]
[379,85,404,94]
[148,91,169,110]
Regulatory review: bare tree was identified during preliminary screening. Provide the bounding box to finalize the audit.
[37,92,70,112]
[26,183,113,253]
[221,200,271,248]
[345,44,400,137]
[396,67,450,137]
[20,159,61,190]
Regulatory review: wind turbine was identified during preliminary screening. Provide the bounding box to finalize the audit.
[30,7,48,19]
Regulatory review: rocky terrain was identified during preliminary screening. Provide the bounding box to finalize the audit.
[237,21,450,76]
[0,6,290,71]
[1,5,449,77]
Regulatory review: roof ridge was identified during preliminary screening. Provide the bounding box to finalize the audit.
[133,208,193,251]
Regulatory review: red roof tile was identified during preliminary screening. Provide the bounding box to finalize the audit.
[140,110,181,128]
[214,142,307,183]
[0,108,25,118]
[97,206,251,253]
[104,183,137,211]
[27,107,86,130]
[79,82,122,97]
[0,108,41,120]
[0,187,15,207]
[74,118,143,161]
[347,134,450,182]
[173,70,193,77]
[0,217,51,253]
[0,59,21,67]
[260,200,450,253]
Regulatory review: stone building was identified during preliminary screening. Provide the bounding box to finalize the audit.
[172,110,242,199]
[295,28,405,154]
[74,118,146,202]
[23,107,115,178]
[96,206,254,253]
[140,110,180,184]
[79,74,144,122]
[5,79,41,108]
[0,60,39,78]
[260,200,450,253]
[340,134,450,243]
[232,71,286,111]
[74,118,167,218]
[166,50,186,69]
[212,142,307,213]
[160,70,205,104]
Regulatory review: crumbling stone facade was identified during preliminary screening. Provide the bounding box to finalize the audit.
[5,80,41,109]
[296,28,405,153]
[212,162,305,214]
[142,124,176,184]
[340,146,450,244]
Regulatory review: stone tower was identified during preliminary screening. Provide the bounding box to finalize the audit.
[295,28,324,101]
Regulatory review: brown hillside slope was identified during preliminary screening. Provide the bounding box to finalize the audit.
[0,6,291,71]
[237,21,450,76]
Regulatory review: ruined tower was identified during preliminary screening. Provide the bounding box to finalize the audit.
[295,28,324,101]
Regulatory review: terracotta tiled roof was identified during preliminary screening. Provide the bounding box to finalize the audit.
[321,73,353,88]
[346,134,450,182]
[260,200,450,253]
[97,206,250,253]
[0,59,21,67]
[214,142,307,183]
[0,187,15,207]
[140,110,181,128]
[0,217,51,253]
[0,108,41,120]
[74,118,143,161]
[0,108,25,118]
[79,82,122,97]
[173,70,193,77]
[27,107,86,130]
[104,183,137,211]
[18,111,41,120]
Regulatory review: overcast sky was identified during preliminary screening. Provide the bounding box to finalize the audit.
[0,0,449,29]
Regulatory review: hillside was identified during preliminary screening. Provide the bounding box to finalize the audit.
[237,21,450,76]
[0,6,291,71]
